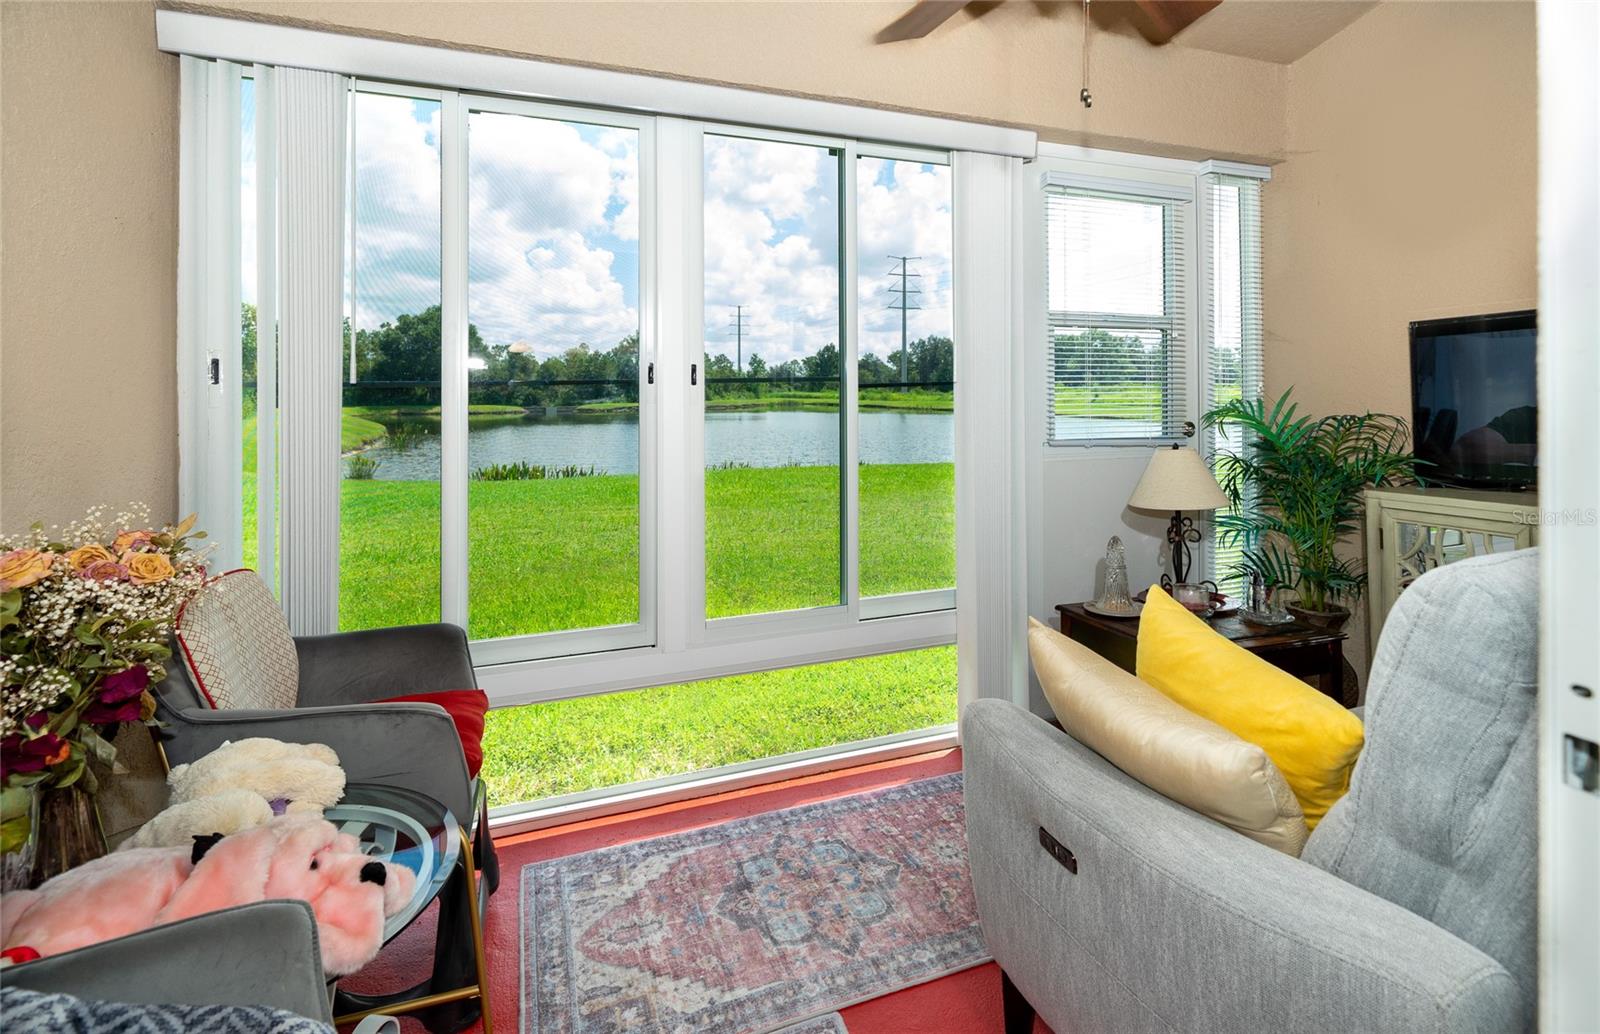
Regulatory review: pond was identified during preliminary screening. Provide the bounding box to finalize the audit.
[355,409,955,480]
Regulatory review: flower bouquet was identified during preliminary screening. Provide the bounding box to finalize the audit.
[1,506,208,886]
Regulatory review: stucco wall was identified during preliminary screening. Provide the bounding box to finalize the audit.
[1261,0,1537,675]
[1,1,179,530]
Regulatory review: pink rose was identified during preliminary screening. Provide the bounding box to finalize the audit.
[112,530,154,554]
[79,559,129,582]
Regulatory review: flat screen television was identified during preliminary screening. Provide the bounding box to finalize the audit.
[1410,310,1537,490]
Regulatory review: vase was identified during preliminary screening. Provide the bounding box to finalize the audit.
[30,785,106,887]
[0,785,40,892]
[1287,602,1352,633]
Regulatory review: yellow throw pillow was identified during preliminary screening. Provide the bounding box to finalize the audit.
[1135,586,1364,829]
[1029,618,1308,855]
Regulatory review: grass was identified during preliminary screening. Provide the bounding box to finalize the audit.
[244,463,953,633]
[1052,383,1162,418]
[480,645,955,804]
[239,410,957,804]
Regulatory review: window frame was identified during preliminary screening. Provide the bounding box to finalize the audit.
[195,65,960,707]
[1041,164,1198,449]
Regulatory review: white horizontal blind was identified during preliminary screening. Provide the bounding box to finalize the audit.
[1202,173,1264,596]
[1045,186,1189,444]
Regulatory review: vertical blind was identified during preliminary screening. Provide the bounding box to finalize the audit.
[1045,185,1190,444]
[1202,172,1264,595]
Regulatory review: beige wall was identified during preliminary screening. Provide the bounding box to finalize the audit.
[1,1,179,531]
[1261,0,1537,677]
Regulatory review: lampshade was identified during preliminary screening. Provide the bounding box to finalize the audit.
[1127,445,1229,512]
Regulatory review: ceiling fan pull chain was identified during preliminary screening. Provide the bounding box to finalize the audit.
[1080,0,1093,108]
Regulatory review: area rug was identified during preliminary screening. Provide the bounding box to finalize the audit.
[771,1014,847,1034]
[520,772,986,1034]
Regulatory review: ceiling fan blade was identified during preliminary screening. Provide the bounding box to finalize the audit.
[875,0,973,43]
[1098,0,1222,45]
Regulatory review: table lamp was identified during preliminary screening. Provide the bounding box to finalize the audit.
[1127,443,1230,590]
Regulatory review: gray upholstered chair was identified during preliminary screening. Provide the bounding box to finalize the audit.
[963,548,1537,1034]
[3,900,336,1021]
[152,572,497,890]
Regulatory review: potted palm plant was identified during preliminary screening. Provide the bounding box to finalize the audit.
[1203,390,1421,630]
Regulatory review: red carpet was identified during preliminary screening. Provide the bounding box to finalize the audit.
[342,748,1050,1033]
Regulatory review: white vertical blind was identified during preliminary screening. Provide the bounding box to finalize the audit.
[177,56,244,570]
[1045,186,1190,444]
[1201,173,1264,596]
[955,151,1028,716]
[276,67,349,635]
[253,65,279,595]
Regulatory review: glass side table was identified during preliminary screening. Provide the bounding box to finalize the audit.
[327,783,492,1034]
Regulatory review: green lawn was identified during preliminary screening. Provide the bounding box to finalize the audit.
[241,458,955,801]
[480,646,956,804]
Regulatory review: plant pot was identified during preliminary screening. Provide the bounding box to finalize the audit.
[30,784,106,887]
[1288,603,1352,633]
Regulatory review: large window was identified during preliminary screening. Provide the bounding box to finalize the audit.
[197,63,957,753]
[1044,183,1190,445]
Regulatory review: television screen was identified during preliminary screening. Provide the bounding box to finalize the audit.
[1410,310,1537,490]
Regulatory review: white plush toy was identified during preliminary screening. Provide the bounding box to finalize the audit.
[122,738,346,850]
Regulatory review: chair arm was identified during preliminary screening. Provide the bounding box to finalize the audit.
[294,623,477,707]
[2,900,332,1021]
[158,701,473,824]
[960,700,1521,1034]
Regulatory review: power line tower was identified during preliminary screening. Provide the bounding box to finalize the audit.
[729,305,751,374]
[886,256,922,382]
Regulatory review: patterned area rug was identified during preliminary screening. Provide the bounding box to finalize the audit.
[521,772,986,1034]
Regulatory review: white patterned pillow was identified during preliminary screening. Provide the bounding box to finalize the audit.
[175,569,300,710]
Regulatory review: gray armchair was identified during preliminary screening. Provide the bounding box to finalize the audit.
[154,607,498,891]
[3,900,334,1021]
[963,548,1537,1034]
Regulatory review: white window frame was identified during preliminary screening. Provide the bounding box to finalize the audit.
[181,61,964,713]
[1039,157,1199,449]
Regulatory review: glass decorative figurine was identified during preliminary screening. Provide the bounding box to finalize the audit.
[1095,536,1136,614]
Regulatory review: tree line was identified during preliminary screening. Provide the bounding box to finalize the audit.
[244,303,955,409]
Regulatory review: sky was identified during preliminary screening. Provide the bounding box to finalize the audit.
[242,85,954,368]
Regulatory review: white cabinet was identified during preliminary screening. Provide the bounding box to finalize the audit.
[1364,486,1539,647]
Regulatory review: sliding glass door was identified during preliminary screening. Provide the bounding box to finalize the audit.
[702,133,844,620]
[464,101,650,651]
[206,64,953,697]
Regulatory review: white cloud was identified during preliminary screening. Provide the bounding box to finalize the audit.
[856,159,954,363]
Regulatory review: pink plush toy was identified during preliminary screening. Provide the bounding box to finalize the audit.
[0,815,415,976]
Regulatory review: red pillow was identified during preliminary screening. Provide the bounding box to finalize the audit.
[381,690,488,778]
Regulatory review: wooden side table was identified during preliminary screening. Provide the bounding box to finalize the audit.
[1055,603,1352,707]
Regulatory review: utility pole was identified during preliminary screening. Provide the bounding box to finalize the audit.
[886,256,922,382]
[729,305,751,374]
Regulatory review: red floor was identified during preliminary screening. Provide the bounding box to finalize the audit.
[343,748,1050,1033]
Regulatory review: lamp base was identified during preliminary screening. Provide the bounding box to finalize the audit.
[1160,510,1202,590]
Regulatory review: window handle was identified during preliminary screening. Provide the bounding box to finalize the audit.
[647,362,655,385]
[691,363,698,386]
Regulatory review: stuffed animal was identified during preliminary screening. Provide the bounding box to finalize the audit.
[2,816,415,976]
[122,738,346,850]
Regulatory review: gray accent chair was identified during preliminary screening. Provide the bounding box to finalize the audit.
[153,620,499,891]
[964,548,1537,1034]
[3,900,335,1021]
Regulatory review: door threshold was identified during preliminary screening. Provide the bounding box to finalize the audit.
[487,726,958,836]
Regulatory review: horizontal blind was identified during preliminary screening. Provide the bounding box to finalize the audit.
[1045,186,1189,444]
[1202,173,1264,596]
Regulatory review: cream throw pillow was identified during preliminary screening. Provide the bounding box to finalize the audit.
[1028,618,1309,856]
